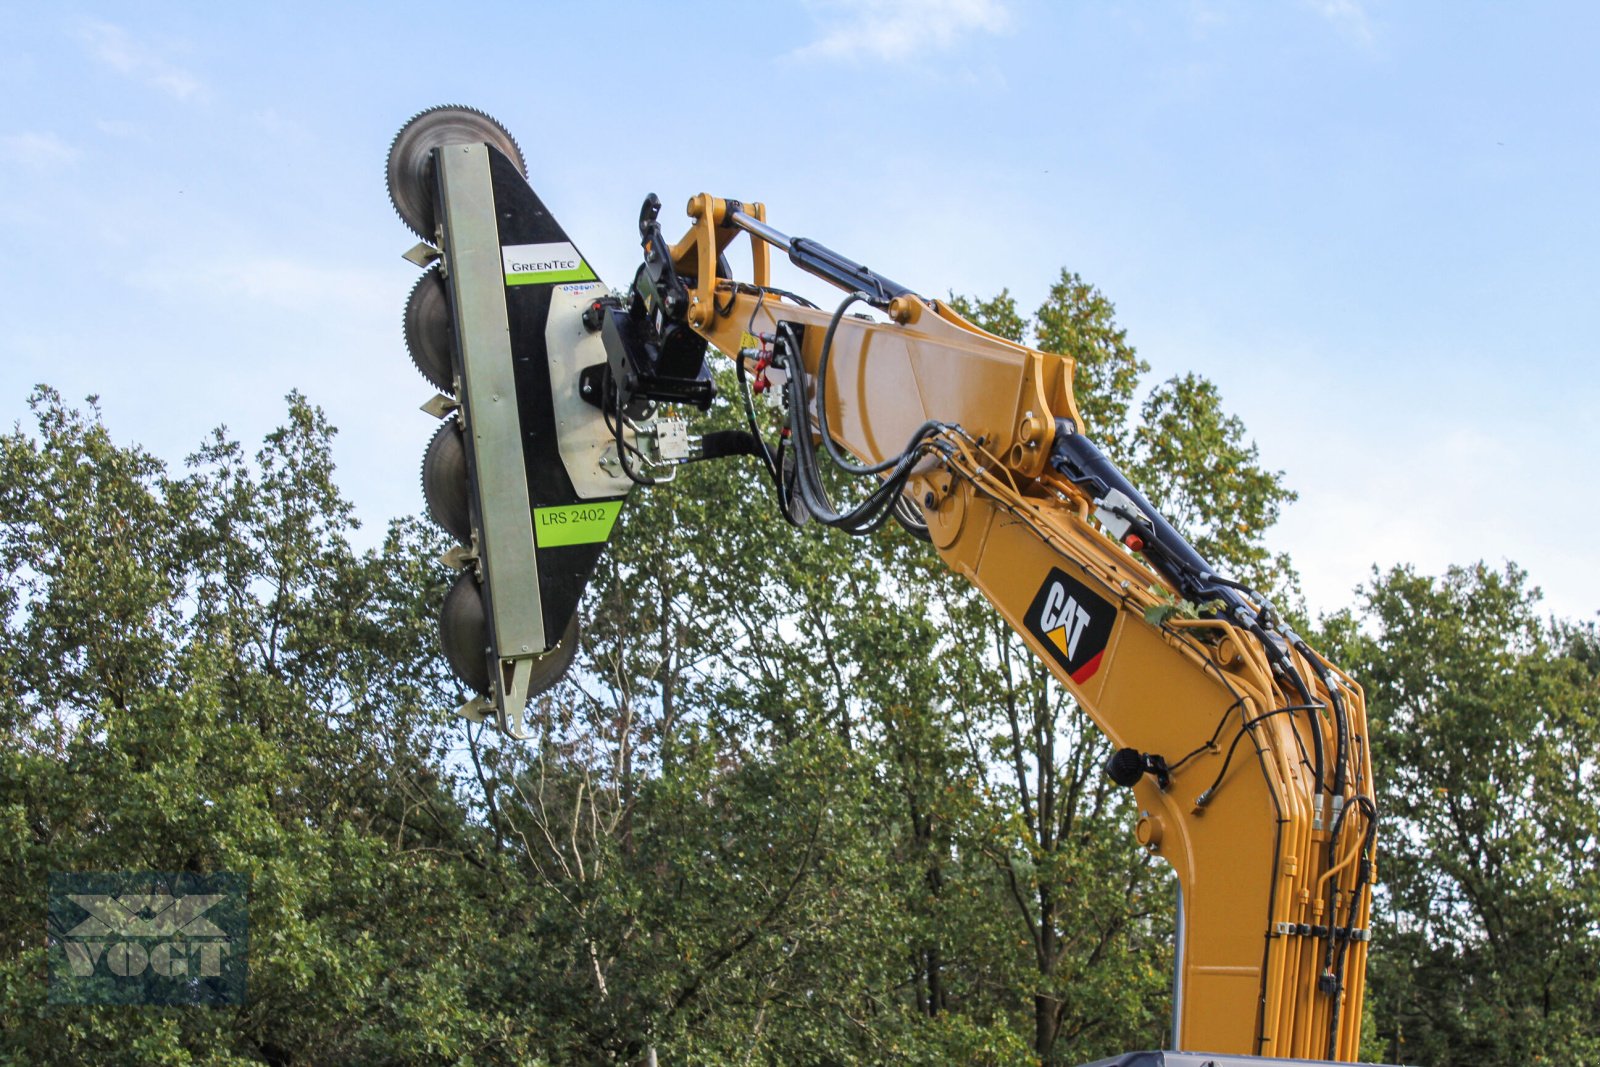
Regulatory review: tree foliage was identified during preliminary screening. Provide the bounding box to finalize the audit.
[1321,564,1600,1065]
[0,263,1593,1067]
[1,389,538,1064]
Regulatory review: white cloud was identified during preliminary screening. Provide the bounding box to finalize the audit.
[1306,0,1377,50]
[1,132,82,168]
[1186,0,1228,32]
[76,19,204,100]
[94,119,144,139]
[1275,418,1599,623]
[792,0,1013,64]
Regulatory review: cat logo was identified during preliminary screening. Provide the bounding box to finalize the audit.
[1024,568,1115,684]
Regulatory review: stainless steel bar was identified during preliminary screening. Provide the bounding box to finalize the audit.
[728,210,793,252]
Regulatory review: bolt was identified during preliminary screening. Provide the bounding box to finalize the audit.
[923,492,936,509]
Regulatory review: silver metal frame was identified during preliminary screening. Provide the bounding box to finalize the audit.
[437,143,545,737]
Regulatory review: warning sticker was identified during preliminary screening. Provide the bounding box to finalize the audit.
[534,501,623,548]
[1023,568,1116,685]
[502,242,598,286]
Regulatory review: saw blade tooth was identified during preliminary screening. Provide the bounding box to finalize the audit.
[440,568,492,695]
[386,104,526,238]
[421,417,472,545]
[404,265,456,394]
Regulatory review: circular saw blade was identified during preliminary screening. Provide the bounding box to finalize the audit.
[387,104,526,240]
[439,570,581,703]
[405,265,456,393]
[441,568,492,695]
[422,418,472,544]
[526,612,581,699]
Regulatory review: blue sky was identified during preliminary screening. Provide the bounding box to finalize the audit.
[2,1,1596,622]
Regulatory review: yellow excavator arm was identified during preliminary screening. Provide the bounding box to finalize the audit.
[387,106,1378,1063]
[661,193,1378,1062]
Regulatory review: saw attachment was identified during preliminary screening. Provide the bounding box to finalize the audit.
[440,569,492,695]
[524,612,581,699]
[391,105,623,729]
[422,418,472,544]
[404,265,456,393]
[387,104,525,239]
[440,570,580,705]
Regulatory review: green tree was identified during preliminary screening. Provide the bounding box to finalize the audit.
[1321,563,1600,1066]
[0,389,547,1065]
[0,258,1325,1066]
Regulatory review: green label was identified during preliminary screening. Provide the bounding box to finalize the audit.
[501,242,598,287]
[505,264,598,286]
[534,501,623,547]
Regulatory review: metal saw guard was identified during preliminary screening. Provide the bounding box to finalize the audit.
[428,142,636,737]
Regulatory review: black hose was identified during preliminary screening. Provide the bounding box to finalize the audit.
[735,336,782,488]
[1324,795,1378,1060]
[816,291,903,476]
[606,385,662,487]
[774,322,945,534]
[1295,640,1352,798]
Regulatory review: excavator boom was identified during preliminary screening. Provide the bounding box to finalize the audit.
[386,107,1379,1063]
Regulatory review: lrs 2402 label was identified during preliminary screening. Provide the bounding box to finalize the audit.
[534,501,623,547]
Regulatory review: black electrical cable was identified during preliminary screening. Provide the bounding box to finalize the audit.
[730,281,819,313]
[734,336,781,488]
[1195,704,1324,806]
[1166,696,1247,774]
[604,386,664,487]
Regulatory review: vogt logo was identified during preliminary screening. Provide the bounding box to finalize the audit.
[65,893,229,976]
[49,872,247,1005]
[1023,568,1116,685]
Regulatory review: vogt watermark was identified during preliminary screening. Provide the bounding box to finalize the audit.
[48,872,248,1005]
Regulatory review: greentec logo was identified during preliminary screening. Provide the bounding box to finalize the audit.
[535,501,622,547]
[502,241,597,286]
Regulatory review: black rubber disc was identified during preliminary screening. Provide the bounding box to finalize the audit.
[405,266,455,393]
[526,612,581,698]
[439,573,581,702]
[387,105,525,239]
[441,569,491,695]
[422,419,471,544]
